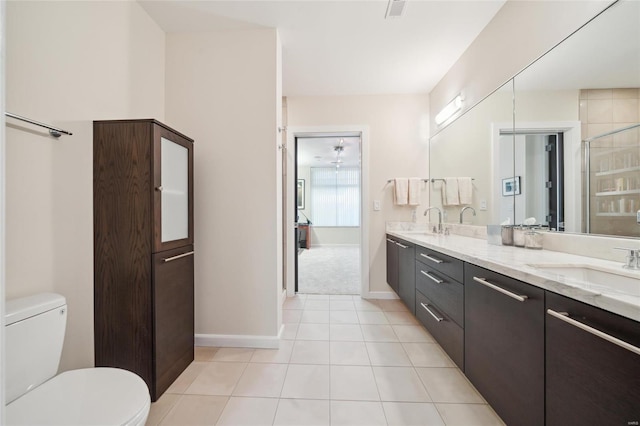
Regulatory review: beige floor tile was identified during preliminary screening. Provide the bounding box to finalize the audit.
[377,299,410,312]
[283,298,306,310]
[194,346,219,361]
[329,310,359,324]
[273,399,331,426]
[366,342,412,366]
[296,323,330,340]
[330,294,355,301]
[147,393,181,425]
[184,362,247,396]
[250,340,295,363]
[216,396,279,426]
[353,299,383,312]
[383,402,445,426]
[361,324,399,342]
[357,311,390,325]
[281,364,331,399]
[330,341,371,365]
[330,401,386,426]
[165,362,207,394]
[281,323,299,340]
[330,365,380,401]
[305,300,331,310]
[402,343,455,367]
[232,363,288,397]
[302,310,331,324]
[283,309,303,324]
[330,300,356,311]
[306,294,331,301]
[416,368,484,403]
[435,403,505,425]
[330,324,364,341]
[392,325,435,343]
[384,311,419,325]
[213,347,255,362]
[290,340,330,364]
[159,395,227,426]
[372,366,431,402]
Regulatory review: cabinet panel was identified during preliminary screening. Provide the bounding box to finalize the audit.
[153,246,195,398]
[386,236,399,294]
[415,246,463,282]
[415,262,463,327]
[415,290,463,369]
[397,240,415,315]
[546,291,640,425]
[464,263,544,426]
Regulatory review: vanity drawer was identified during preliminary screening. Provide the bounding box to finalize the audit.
[415,263,464,327]
[415,289,464,369]
[415,246,463,283]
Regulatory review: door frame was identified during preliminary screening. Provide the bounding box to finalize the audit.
[285,126,370,298]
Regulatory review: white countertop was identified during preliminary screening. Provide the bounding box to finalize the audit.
[387,229,640,322]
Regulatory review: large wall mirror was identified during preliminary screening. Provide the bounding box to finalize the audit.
[430,0,640,238]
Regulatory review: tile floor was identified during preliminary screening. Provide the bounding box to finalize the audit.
[147,295,505,425]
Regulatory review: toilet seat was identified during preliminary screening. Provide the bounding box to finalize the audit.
[6,367,151,426]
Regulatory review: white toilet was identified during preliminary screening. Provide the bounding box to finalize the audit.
[5,293,151,425]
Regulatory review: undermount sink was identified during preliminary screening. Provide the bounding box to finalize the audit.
[528,263,640,297]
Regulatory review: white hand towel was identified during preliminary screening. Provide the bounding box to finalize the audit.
[408,178,422,206]
[443,177,459,206]
[394,178,409,205]
[458,177,473,205]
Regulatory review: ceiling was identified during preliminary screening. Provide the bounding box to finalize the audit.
[297,136,361,168]
[139,0,506,96]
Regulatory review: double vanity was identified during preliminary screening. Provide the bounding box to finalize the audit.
[386,225,640,426]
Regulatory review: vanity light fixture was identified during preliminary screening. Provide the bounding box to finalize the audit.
[435,95,463,126]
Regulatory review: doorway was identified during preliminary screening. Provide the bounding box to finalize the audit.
[285,126,369,297]
[294,134,362,295]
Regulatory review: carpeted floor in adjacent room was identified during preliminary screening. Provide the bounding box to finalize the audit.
[298,245,360,295]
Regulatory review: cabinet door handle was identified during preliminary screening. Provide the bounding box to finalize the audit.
[396,242,409,249]
[420,270,444,284]
[472,276,528,302]
[386,238,396,243]
[163,251,194,263]
[547,309,640,356]
[156,186,163,192]
[420,303,444,322]
[420,253,443,264]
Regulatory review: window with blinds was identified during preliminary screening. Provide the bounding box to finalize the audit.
[310,167,360,227]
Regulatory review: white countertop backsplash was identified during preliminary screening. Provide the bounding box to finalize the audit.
[386,223,640,322]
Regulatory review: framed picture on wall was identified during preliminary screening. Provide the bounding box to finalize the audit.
[502,176,521,196]
[297,179,305,209]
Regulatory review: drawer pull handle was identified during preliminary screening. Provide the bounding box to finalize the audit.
[396,243,409,249]
[472,277,528,302]
[420,303,444,322]
[547,309,640,356]
[163,251,194,263]
[421,270,444,284]
[386,238,396,243]
[420,253,443,264]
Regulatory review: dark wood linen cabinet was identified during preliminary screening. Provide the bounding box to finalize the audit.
[93,119,194,401]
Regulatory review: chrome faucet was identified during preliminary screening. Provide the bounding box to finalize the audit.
[460,206,476,224]
[424,207,443,234]
[614,247,640,269]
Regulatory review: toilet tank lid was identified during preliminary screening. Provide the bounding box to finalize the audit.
[5,293,66,326]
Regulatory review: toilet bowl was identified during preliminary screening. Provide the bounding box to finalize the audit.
[5,293,151,426]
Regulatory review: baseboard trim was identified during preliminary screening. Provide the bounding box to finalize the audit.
[362,291,399,300]
[195,332,281,349]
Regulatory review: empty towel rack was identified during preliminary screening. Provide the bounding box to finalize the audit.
[5,112,73,137]
[386,178,430,184]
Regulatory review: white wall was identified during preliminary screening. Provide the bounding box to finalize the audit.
[430,0,611,133]
[5,1,165,371]
[165,29,282,345]
[287,95,429,293]
[1,0,6,416]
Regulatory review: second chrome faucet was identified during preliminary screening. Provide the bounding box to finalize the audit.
[424,207,443,234]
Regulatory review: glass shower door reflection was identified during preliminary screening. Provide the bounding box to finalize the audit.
[161,137,189,243]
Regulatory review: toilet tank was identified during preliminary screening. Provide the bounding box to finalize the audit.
[5,293,67,404]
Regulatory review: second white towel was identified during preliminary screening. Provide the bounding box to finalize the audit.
[443,177,460,206]
[458,177,473,205]
[394,178,409,205]
[408,178,422,206]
